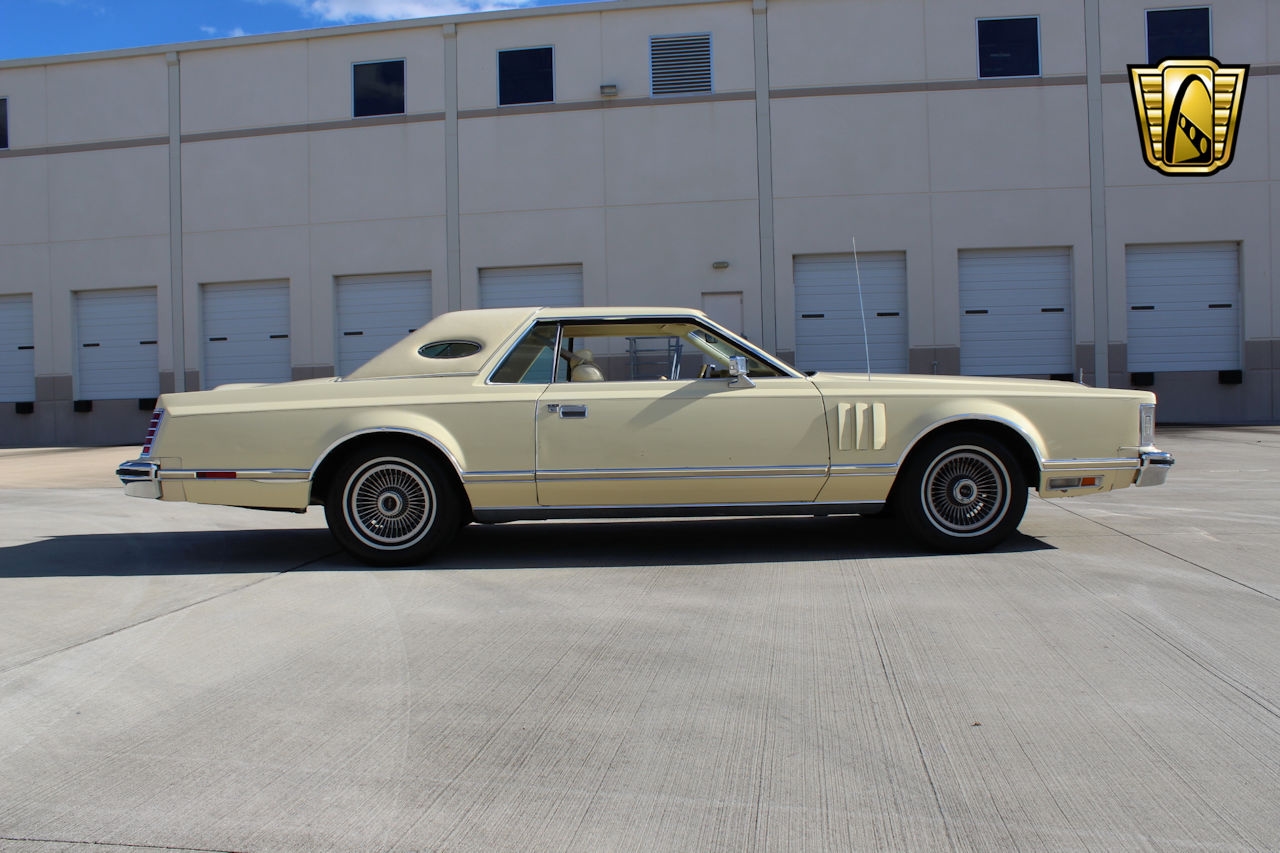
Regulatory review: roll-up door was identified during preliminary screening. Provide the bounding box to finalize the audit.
[959,247,1073,376]
[201,280,291,389]
[794,252,908,373]
[1125,242,1240,371]
[479,264,583,309]
[0,294,36,402]
[336,273,432,376]
[74,288,159,399]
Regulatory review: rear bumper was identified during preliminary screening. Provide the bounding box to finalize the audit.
[1135,450,1174,487]
[117,459,161,498]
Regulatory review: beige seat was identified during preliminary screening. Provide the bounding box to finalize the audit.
[569,349,605,382]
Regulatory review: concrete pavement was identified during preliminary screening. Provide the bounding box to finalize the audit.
[1,429,1278,852]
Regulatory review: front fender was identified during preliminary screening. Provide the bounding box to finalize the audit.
[897,401,1049,468]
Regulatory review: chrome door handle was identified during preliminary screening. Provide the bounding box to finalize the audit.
[557,404,588,419]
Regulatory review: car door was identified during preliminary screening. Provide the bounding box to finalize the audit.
[534,375,830,507]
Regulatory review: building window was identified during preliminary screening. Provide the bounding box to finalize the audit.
[977,17,1041,78]
[353,60,405,118]
[1,98,8,149]
[650,34,712,96]
[1147,7,1211,63]
[499,47,554,106]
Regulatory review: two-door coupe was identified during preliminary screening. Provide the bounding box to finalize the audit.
[118,306,1173,564]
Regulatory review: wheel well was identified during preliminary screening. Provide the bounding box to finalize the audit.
[310,433,470,514]
[893,420,1040,498]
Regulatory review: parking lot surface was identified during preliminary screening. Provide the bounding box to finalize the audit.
[1,427,1279,852]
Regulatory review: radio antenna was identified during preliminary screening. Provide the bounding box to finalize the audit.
[852,236,872,381]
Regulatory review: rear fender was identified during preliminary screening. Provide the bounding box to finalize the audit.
[311,412,467,481]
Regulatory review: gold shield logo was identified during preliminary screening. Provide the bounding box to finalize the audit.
[1128,57,1248,176]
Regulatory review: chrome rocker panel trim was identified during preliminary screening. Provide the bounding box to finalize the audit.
[473,501,884,523]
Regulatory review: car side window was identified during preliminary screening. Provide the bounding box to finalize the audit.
[551,321,785,382]
[491,323,565,384]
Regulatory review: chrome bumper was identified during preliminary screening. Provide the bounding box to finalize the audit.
[1134,450,1174,487]
[117,460,161,499]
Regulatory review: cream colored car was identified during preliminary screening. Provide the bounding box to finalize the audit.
[118,306,1173,564]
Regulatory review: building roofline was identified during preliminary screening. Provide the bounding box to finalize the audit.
[0,0,741,70]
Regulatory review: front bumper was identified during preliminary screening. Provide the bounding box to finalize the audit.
[1134,450,1174,487]
[117,459,161,498]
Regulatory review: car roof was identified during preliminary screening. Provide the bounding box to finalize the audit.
[343,306,714,380]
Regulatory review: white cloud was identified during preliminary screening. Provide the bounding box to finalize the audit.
[200,25,250,39]
[279,0,535,23]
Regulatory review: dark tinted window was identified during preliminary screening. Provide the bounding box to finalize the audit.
[1147,8,1210,63]
[498,47,554,106]
[977,17,1040,78]
[353,60,405,118]
[1,99,8,149]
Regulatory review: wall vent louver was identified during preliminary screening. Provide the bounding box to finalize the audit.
[650,34,712,96]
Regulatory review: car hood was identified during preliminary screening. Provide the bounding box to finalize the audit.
[806,371,1153,400]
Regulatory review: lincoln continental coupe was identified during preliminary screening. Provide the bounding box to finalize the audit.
[118,307,1173,564]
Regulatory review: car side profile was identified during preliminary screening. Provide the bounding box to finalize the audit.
[118,306,1173,564]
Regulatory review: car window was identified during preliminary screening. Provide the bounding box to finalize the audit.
[491,323,566,384]
[419,340,482,359]
[552,321,785,382]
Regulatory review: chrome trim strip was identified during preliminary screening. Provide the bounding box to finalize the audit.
[154,468,311,481]
[462,470,535,484]
[535,464,828,481]
[1040,457,1141,471]
[829,463,897,476]
[473,500,885,523]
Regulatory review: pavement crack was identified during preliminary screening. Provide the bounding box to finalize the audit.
[0,550,339,676]
[1043,498,1280,604]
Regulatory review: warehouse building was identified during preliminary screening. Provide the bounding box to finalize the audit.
[0,0,1276,445]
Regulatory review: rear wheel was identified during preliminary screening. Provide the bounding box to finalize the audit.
[895,432,1027,553]
[325,442,461,566]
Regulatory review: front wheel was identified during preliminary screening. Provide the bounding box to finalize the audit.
[895,432,1027,553]
[325,443,462,566]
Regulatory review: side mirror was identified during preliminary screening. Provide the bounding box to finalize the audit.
[728,356,756,388]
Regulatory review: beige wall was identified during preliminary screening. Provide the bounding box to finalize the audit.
[0,0,1276,443]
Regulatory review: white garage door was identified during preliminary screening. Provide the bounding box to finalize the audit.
[336,273,432,376]
[1126,243,1240,372]
[959,247,1073,376]
[794,252,908,373]
[201,280,291,389]
[0,293,36,402]
[74,288,159,399]
[479,264,583,309]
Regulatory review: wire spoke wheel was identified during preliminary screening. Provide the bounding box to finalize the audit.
[347,460,435,546]
[326,443,463,565]
[896,432,1027,553]
[922,448,1009,535]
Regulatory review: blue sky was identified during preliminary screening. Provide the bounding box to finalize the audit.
[0,0,593,61]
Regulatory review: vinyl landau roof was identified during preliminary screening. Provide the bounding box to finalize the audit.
[342,306,714,380]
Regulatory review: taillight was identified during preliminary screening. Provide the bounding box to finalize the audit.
[141,409,165,457]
